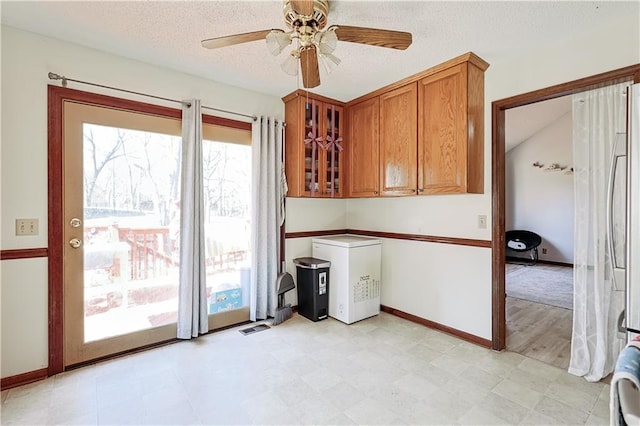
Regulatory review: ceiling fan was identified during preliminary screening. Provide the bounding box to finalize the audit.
[201,0,412,89]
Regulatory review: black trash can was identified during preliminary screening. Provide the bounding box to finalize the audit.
[293,257,330,322]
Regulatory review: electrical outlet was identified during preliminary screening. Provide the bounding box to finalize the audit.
[477,215,487,229]
[542,248,547,254]
[16,218,39,236]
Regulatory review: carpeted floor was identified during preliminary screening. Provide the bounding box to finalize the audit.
[506,263,574,310]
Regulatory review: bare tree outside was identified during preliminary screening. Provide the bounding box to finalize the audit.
[81,123,252,342]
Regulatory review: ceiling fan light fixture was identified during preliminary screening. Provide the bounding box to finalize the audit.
[317,27,338,54]
[319,52,340,74]
[265,29,291,56]
[199,0,413,89]
[281,51,300,76]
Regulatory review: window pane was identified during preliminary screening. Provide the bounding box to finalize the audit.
[202,139,252,314]
[83,123,181,342]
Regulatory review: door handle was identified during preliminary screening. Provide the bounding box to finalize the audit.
[606,132,627,290]
[69,238,82,249]
[618,309,627,333]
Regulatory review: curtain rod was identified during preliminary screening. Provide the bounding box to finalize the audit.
[47,72,258,121]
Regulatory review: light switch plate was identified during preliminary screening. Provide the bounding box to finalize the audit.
[16,218,38,236]
[478,215,487,229]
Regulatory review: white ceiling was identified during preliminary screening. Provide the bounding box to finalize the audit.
[505,96,573,152]
[1,1,636,102]
[0,1,631,149]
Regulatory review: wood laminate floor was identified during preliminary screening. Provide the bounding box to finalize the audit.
[506,296,573,370]
[506,264,574,370]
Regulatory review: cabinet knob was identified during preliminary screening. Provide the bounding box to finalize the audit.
[411,189,416,193]
[418,188,424,193]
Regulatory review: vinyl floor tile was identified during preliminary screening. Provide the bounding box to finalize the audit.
[1,312,610,426]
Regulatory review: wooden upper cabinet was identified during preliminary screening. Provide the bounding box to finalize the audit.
[284,53,487,198]
[283,91,345,197]
[348,97,380,197]
[379,83,418,196]
[418,61,485,194]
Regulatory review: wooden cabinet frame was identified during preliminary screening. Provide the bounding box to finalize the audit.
[283,91,346,197]
[283,52,489,198]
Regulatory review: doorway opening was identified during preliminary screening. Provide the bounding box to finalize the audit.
[490,64,640,353]
[503,96,574,369]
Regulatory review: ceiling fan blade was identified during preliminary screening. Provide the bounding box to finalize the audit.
[332,25,412,50]
[299,46,321,89]
[201,29,275,49]
[290,0,314,16]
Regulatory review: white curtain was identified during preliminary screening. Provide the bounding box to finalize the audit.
[250,117,284,321]
[177,99,208,339]
[569,82,630,381]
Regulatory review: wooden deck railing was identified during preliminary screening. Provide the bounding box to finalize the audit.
[117,227,174,280]
[86,224,248,280]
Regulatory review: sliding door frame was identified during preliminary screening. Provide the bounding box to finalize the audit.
[47,86,251,375]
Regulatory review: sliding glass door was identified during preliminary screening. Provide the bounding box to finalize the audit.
[62,99,250,366]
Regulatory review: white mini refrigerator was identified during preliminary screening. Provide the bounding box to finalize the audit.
[312,235,381,324]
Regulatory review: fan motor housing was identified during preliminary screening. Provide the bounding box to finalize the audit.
[284,0,329,30]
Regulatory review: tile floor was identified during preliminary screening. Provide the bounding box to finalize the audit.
[1,312,610,425]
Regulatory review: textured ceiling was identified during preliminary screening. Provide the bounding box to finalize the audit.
[1,1,637,102]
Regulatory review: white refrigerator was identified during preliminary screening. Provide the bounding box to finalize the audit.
[312,235,381,324]
[609,82,640,341]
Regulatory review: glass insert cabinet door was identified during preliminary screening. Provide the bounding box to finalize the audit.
[303,98,321,195]
[323,103,344,197]
[301,99,344,197]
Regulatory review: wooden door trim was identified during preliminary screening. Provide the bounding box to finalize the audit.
[48,86,65,375]
[491,63,640,351]
[48,86,187,374]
